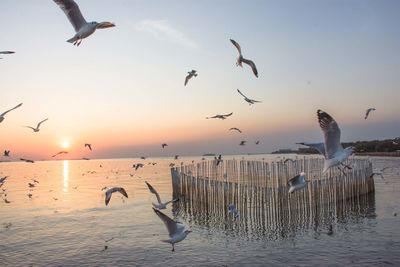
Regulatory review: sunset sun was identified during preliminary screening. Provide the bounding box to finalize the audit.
[61,141,70,149]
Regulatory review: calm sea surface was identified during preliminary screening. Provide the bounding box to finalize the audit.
[0,155,399,266]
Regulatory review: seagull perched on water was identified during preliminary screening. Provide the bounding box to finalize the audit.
[84,143,92,150]
[152,208,191,252]
[230,39,258,77]
[24,118,48,132]
[3,150,10,157]
[237,89,261,105]
[145,181,179,209]
[161,143,168,149]
[52,151,68,158]
[364,108,376,120]
[206,112,233,120]
[228,204,239,218]
[287,172,307,193]
[53,0,115,46]
[104,187,128,206]
[317,110,354,173]
[132,163,144,170]
[0,103,22,124]
[229,127,242,133]
[184,70,197,86]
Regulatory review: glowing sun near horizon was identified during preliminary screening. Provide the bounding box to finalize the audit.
[61,141,71,149]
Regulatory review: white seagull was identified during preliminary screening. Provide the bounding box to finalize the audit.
[206,112,233,120]
[228,204,239,218]
[230,39,258,77]
[287,172,307,193]
[54,0,115,46]
[0,103,23,123]
[145,181,178,209]
[364,108,376,120]
[317,110,354,173]
[184,70,197,86]
[104,187,128,206]
[237,89,261,105]
[24,118,48,132]
[153,207,191,252]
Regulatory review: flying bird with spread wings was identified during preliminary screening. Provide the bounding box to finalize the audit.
[229,127,242,133]
[184,70,197,86]
[237,89,261,105]
[53,0,115,46]
[230,39,258,77]
[206,112,233,120]
[145,181,179,209]
[364,108,376,120]
[24,118,48,132]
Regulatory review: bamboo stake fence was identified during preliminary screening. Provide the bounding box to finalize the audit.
[171,157,374,239]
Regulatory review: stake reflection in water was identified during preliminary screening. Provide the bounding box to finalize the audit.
[63,160,69,193]
[171,158,375,240]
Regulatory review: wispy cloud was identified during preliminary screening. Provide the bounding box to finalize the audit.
[135,20,198,49]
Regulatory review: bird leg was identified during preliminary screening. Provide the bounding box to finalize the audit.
[77,39,82,46]
[171,244,175,252]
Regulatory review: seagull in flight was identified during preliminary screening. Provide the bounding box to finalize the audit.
[52,151,68,158]
[364,108,376,120]
[0,51,15,54]
[237,89,261,105]
[229,127,242,133]
[239,141,246,146]
[184,70,197,86]
[255,140,260,145]
[230,39,258,77]
[53,0,115,46]
[0,176,8,187]
[105,187,128,206]
[3,150,10,157]
[145,181,179,209]
[288,172,307,193]
[214,154,223,166]
[161,143,168,149]
[228,204,239,218]
[24,118,48,132]
[152,208,191,252]
[84,143,92,150]
[317,110,354,173]
[0,103,23,123]
[20,158,34,163]
[206,112,233,120]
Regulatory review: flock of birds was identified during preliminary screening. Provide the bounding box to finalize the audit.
[0,0,397,253]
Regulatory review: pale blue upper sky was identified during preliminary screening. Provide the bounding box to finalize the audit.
[0,0,399,158]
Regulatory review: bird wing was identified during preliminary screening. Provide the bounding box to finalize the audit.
[317,110,342,159]
[1,103,22,117]
[145,181,162,204]
[105,189,113,206]
[296,142,326,156]
[53,0,87,32]
[230,39,241,55]
[241,58,258,77]
[0,51,15,54]
[223,112,233,117]
[164,198,179,206]
[37,118,48,129]
[184,74,190,86]
[118,187,128,198]
[237,89,247,99]
[24,126,36,131]
[153,208,178,237]
[287,174,301,186]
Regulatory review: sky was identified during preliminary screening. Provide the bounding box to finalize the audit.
[0,0,399,160]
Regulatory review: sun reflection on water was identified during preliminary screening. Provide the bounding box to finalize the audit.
[63,160,69,193]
